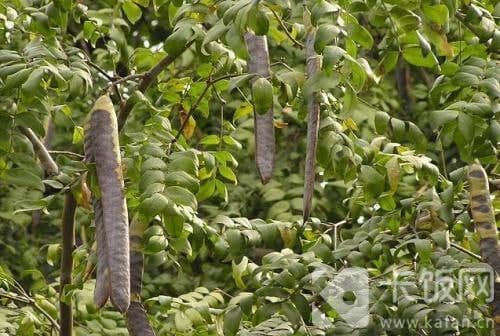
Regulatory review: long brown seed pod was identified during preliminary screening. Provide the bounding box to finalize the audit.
[302,28,321,223]
[244,33,275,184]
[126,217,155,336]
[468,162,500,333]
[84,95,130,313]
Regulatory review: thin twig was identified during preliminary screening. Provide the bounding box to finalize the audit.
[101,74,145,95]
[88,61,115,82]
[174,84,211,142]
[265,5,303,48]
[18,126,59,176]
[87,59,123,102]
[117,39,196,131]
[173,74,236,142]
[450,242,482,261]
[48,151,85,159]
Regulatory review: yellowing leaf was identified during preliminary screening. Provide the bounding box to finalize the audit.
[180,111,196,139]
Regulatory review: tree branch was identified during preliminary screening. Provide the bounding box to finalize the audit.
[60,192,76,336]
[18,126,59,176]
[117,39,196,131]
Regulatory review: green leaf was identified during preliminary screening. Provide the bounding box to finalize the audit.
[174,311,192,331]
[164,186,197,209]
[5,169,43,190]
[122,0,142,24]
[360,165,385,199]
[303,71,341,97]
[200,135,220,146]
[223,306,242,336]
[402,46,438,68]
[72,126,84,145]
[165,25,194,55]
[164,203,185,237]
[415,238,432,263]
[46,243,59,266]
[228,74,256,92]
[422,4,449,25]
[429,110,458,127]
[374,111,390,134]
[346,23,374,49]
[457,112,474,142]
[452,72,480,86]
[202,21,229,55]
[247,6,269,36]
[233,102,253,122]
[140,193,170,218]
[226,229,244,256]
[3,68,32,91]
[311,0,340,25]
[376,51,399,75]
[416,31,431,57]
[21,67,44,95]
[133,0,150,6]
[164,171,199,194]
[218,165,237,183]
[314,24,340,53]
[232,256,249,289]
[323,45,346,69]
[222,135,242,150]
[197,179,216,201]
[145,235,168,254]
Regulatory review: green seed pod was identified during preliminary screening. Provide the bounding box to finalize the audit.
[252,77,273,115]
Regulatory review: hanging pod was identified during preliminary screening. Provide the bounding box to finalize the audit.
[468,162,500,333]
[244,33,275,184]
[84,95,130,313]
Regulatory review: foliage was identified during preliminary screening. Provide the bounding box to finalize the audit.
[0,0,498,335]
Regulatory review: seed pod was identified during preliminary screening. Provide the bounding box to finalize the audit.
[93,199,110,308]
[126,217,155,336]
[244,33,275,184]
[84,95,130,313]
[468,162,500,272]
[251,77,273,115]
[468,162,500,334]
[303,28,322,223]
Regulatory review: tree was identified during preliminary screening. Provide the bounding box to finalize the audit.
[0,0,498,335]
